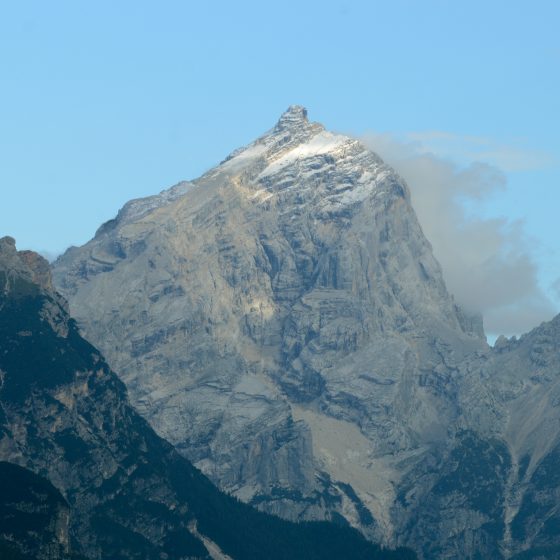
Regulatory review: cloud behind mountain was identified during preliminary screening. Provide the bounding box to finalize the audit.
[360,132,557,337]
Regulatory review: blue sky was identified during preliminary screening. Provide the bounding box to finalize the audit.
[0,1,558,337]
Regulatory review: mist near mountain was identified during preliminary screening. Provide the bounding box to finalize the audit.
[360,132,557,337]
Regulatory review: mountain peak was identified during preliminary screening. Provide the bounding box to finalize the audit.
[218,105,323,169]
[0,238,54,295]
[0,236,16,256]
[274,105,309,131]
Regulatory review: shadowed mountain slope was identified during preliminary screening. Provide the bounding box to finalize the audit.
[0,235,414,559]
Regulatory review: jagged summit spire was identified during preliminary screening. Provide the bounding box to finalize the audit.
[0,235,16,252]
[219,105,322,167]
[274,105,309,131]
[0,236,19,269]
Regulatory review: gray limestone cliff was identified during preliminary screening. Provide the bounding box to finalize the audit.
[51,106,560,557]
[52,106,487,547]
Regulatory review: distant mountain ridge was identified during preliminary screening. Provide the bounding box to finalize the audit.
[0,236,412,559]
[52,107,560,558]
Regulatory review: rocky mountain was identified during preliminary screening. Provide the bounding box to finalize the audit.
[0,236,413,559]
[394,317,560,559]
[52,106,560,558]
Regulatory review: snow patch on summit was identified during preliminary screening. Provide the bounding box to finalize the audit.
[111,181,193,228]
[259,131,352,179]
[219,143,268,172]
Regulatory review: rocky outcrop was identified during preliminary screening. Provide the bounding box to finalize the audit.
[392,314,560,559]
[0,237,413,560]
[52,107,490,548]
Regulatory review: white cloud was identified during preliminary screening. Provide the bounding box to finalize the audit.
[359,132,557,337]
[404,131,555,172]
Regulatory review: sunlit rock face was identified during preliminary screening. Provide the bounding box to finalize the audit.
[59,106,560,559]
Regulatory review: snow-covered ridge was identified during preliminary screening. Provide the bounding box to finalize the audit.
[216,115,395,214]
[96,106,398,237]
[118,181,193,222]
[97,181,194,234]
[258,130,354,179]
[216,105,325,174]
[218,143,268,172]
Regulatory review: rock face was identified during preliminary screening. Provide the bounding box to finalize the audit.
[397,317,560,559]
[459,319,560,560]
[52,107,489,544]
[52,105,560,558]
[0,237,413,560]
